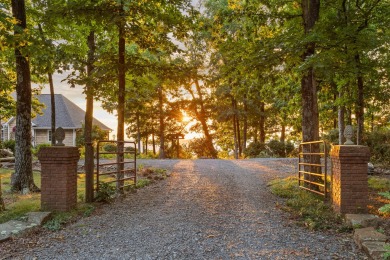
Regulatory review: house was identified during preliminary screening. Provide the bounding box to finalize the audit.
[1,94,111,147]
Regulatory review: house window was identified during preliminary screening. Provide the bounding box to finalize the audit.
[48,130,52,142]
[2,125,8,141]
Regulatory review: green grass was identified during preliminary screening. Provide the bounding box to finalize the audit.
[368,176,390,192]
[269,175,346,231]
[0,169,41,223]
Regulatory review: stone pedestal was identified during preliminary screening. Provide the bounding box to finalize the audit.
[38,147,80,211]
[330,145,370,214]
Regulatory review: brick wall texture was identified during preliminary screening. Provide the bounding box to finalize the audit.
[330,145,370,214]
[38,147,80,211]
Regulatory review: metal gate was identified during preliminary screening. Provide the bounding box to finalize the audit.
[96,140,137,194]
[298,140,328,198]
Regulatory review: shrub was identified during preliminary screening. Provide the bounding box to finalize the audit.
[125,146,136,153]
[102,143,117,152]
[32,143,51,156]
[137,151,159,159]
[243,142,267,158]
[322,128,340,145]
[188,138,217,158]
[366,129,390,166]
[244,140,297,158]
[95,182,116,202]
[1,140,16,154]
[269,175,345,231]
[268,140,287,157]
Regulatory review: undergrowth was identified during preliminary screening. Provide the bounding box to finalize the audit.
[44,204,95,231]
[268,176,347,231]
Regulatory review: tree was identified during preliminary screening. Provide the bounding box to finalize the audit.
[75,124,107,147]
[300,0,320,143]
[10,0,39,193]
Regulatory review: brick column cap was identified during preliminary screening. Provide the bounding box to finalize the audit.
[330,145,370,158]
[38,147,80,162]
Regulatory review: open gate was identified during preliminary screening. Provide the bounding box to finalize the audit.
[96,140,137,195]
[298,140,329,198]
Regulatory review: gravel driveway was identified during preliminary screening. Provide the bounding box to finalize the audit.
[2,158,366,259]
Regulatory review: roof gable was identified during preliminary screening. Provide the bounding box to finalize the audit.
[32,94,111,131]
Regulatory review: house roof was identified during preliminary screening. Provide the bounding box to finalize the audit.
[32,94,112,131]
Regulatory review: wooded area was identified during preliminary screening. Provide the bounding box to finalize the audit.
[1,0,389,192]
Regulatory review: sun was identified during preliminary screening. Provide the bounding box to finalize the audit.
[181,111,192,122]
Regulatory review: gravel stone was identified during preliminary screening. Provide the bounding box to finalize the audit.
[1,158,367,259]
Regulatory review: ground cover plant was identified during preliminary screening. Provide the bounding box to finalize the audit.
[270,174,390,238]
[268,175,347,231]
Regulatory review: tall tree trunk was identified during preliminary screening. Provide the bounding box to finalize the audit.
[232,97,238,159]
[194,80,217,158]
[254,128,258,143]
[235,101,242,157]
[11,0,38,193]
[158,85,166,159]
[145,136,148,154]
[338,90,345,145]
[38,23,56,145]
[301,0,320,186]
[301,0,320,143]
[355,54,364,145]
[152,128,156,155]
[37,24,56,146]
[85,31,95,203]
[259,102,265,143]
[48,73,56,145]
[243,97,248,151]
[333,92,337,129]
[346,108,352,125]
[117,6,125,191]
[136,111,141,154]
[280,123,286,143]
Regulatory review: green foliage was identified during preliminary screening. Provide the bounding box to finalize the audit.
[188,138,217,158]
[322,129,340,145]
[94,182,116,203]
[269,176,345,231]
[366,129,390,166]
[31,143,51,156]
[383,244,390,260]
[76,125,107,147]
[244,142,267,158]
[103,143,117,152]
[136,179,151,189]
[378,192,390,216]
[43,204,95,231]
[244,140,296,158]
[1,140,16,154]
[44,212,73,231]
[368,177,390,192]
[137,151,159,159]
[125,146,136,153]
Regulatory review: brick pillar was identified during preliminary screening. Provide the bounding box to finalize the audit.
[38,147,80,211]
[330,145,370,214]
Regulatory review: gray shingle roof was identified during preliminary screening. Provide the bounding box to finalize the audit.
[32,94,111,131]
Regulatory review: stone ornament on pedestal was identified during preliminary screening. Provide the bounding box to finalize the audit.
[344,125,354,145]
[54,127,65,146]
